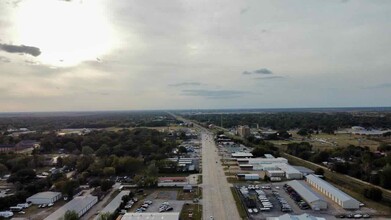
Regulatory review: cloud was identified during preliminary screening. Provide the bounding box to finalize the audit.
[168,82,202,87]
[0,44,41,57]
[182,89,249,99]
[0,56,10,63]
[254,68,273,74]
[242,68,273,75]
[255,76,284,80]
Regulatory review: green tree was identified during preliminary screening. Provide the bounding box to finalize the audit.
[0,163,8,176]
[314,168,325,176]
[363,187,383,201]
[103,167,116,177]
[82,146,94,155]
[63,210,79,220]
[380,165,391,189]
[101,180,114,192]
[98,212,112,220]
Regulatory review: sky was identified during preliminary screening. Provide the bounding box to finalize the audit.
[0,0,390,112]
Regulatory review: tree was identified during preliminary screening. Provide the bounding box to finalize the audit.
[103,167,116,177]
[363,187,383,201]
[380,165,391,189]
[297,128,309,136]
[63,210,79,220]
[82,146,94,155]
[96,144,110,157]
[101,180,114,192]
[0,163,8,176]
[251,147,267,158]
[97,212,113,220]
[178,146,187,154]
[314,168,325,176]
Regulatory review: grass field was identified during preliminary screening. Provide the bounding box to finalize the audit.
[180,204,202,220]
[230,187,248,219]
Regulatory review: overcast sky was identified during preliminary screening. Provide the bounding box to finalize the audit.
[0,0,390,112]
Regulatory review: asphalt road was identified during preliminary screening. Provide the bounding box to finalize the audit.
[201,131,240,220]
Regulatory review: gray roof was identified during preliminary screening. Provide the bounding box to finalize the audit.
[287,180,325,204]
[27,191,61,200]
[306,175,359,203]
[292,166,315,174]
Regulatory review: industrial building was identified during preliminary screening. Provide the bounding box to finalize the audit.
[276,164,303,179]
[26,191,62,205]
[237,125,251,138]
[287,180,327,210]
[306,175,360,209]
[157,177,189,187]
[237,173,260,180]
[167,157,200,172]
[267,213,326,220]
[44,195,98,219]
[293,166,315,176]
[121,212,180,220]
[266,170,285,178]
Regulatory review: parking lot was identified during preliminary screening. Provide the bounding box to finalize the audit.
[235,182,379,220]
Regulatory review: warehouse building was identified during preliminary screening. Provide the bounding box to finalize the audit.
[26,191,62,205]
[231,152,253,158]
[276,164,303,179]
[306,175,360,209]
[287,180,327,210]
[94,191,130,219]
[121,212,180,220]
[44,195,98,219]
[267,213,326,220]
[237,173,260,180]
[266,170,285,178]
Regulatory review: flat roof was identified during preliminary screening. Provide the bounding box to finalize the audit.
[27,191,61,200]
[306,175,359,203]
[287,180,325,204]
[292,166,315,174]
[231,152,253,157]
[276,164,302,174]
[121,212,180,220]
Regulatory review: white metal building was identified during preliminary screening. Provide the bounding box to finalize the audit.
[121,212,180,220]
[267,213,326,220]
[266,170,285,177]
[26,191,62,205]
[287,180,327,210]
[306,175,360,209]
[231,152,253,158]
[44,195,98,219]
[237,173,260,180]
[94,191,130,219]
[276,164,303,179]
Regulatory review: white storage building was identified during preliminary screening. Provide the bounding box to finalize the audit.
[231,152,253,158]
[94,191,130,219]
[306,175,360,209]
[287,180,327,210]
[44,195,98,219]
[266,170,285,178]
[26,191,62,205]
[237,173,260,180]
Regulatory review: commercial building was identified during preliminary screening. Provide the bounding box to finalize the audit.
[266,170,285,178]
[237,173,260,180]
[26,191,62,205]
[293,166,315,176]
[94,191,130,219]
[306,175,360,209]
[167,157,200,172]
[287,180,327,210]
[237,125,250,138]
[267,213,326,220]
[44,195,98,219]
[121,212,180,220]
[157,177,189,187]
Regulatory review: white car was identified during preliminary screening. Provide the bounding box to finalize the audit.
[248,209,253,214]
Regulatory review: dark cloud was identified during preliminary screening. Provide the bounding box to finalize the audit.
[0,43,41,57]
[254,68,273,74]
[182,89,249,99]
[240,8,249,14]
[255,76,284,80]
[0,56,11,63]
[169,82,202,87]
[242,68,273,75]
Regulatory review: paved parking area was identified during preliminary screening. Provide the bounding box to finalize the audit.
[141,199,185,213]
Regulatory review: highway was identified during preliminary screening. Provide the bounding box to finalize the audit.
[201,131,241,220]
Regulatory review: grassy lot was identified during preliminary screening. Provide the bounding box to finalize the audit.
[287,132,381,151]
[197,175,202,184]
[230,187,247,219]
[283,153,391,215]
[180,204,202,220]
[227,177,246,184]
[177,187,202,200]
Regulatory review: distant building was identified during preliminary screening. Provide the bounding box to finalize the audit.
[44,195,98,219]
[0,145,15,153]
[183,185,193,192]
[0,140,39,153]
[231,152,253,158]
[167,157,200,172]
[287,180,327,210]
[27,192,62,205]
[237,125,250,138]
[94,191,130,219]
[237,173,260,180]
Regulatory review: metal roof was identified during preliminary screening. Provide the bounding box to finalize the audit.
[95,190,130,219]
[44,195,98,220]
[27,191,61,200]
[287,180,325,204]
[306,175,359,203]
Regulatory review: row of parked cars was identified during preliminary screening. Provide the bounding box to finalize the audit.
[256,189,274,211]
[335,213,371,219]
[271,190,292,212]
[158,202,174,212]
[135,200,153,213]
[283,184,310,210]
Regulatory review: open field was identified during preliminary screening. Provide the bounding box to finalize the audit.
[180,204,202,220]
